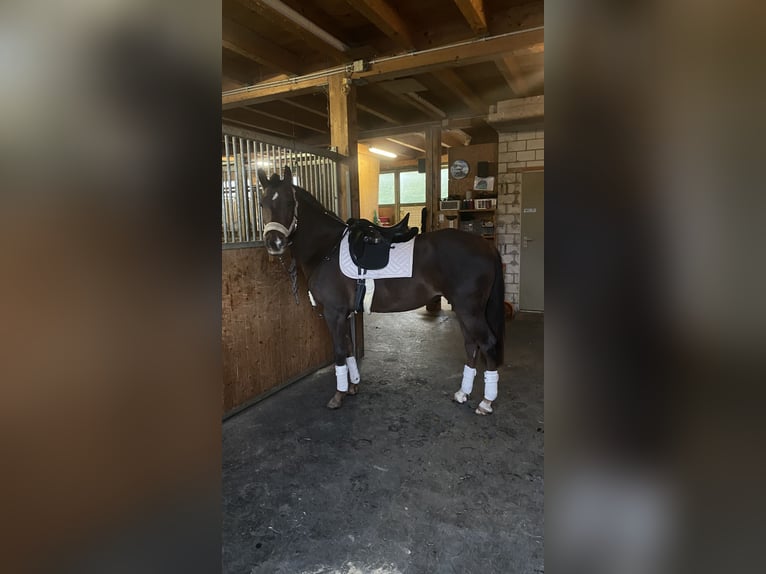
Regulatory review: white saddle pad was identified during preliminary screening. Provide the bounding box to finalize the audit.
[339,234,416,279]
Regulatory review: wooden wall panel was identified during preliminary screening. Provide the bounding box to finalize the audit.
[447,142,498,198]
[222,246,334,414]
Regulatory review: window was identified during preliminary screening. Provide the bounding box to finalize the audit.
[399,171,425,204]
[378,172,395,205]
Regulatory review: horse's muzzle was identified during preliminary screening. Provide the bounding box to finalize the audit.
[264,230,288,255]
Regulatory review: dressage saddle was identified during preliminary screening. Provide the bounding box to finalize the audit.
[346,213,419,270]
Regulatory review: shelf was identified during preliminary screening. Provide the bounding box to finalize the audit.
[458,208,495,213]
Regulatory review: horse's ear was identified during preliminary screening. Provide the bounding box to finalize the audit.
[257,169,269,189]
[284,166,292,182]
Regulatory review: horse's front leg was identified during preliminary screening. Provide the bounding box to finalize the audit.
[325,310,353,409]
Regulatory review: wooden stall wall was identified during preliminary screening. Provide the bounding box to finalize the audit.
[222,246,334,414]
[448,143,499,197]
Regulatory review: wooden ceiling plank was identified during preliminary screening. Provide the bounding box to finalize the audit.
[432,68,486,114]
[495,54,529,97]
[345,0,415,50]
[223,18,302,75]
[223,108,303,139]
[244,103,328,134]
[385,137,425,153]
[237,0,348,63]
[441,130,470,147]
[282,97,329,118]
[357,103,400,125]
[360,121,440,140]
[453,0,487,35]
[402,92,447,120]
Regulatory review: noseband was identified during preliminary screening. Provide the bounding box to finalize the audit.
[263,185,299,239]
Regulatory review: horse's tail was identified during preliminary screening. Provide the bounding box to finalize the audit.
[486,250,506,366]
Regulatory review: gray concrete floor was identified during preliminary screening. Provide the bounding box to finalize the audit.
[223,303,544,574]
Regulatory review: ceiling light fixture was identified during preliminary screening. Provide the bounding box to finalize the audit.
[369,147,397,159]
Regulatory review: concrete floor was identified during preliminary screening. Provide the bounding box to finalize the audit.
[223,304,544,574]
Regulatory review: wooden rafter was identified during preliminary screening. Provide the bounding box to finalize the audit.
[401,92,447,120]
[495,54,529,97]
[222,30,543,108]
[223,108,304,138]
[357,103,400,125]
[236,0,348,63]
[346,0,415,50]
[222,18,302,75]
[431,68,486,114]
[385,136,425,153]
[245,102,328,133]
[282,97,328,118]
[453,0,487,35]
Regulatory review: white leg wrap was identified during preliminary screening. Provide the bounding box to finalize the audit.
[454,365,477,403]
[335,364,349,392]
[346,356,360,385]
[484,370,499,401]
[461,365,477,394]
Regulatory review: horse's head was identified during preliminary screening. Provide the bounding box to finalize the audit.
[257,166,298,256]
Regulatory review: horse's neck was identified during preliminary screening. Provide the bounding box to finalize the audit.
[290,199,345,272]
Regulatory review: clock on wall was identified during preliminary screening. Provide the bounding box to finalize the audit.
[449,159,470,180]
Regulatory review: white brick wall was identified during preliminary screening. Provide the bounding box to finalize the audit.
[495,127,544,308]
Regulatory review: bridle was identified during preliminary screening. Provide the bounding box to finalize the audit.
[263,184,299,240]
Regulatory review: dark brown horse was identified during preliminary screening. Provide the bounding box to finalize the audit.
[258,167,505,415]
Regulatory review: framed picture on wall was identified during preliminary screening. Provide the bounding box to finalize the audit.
[473,176,495,191]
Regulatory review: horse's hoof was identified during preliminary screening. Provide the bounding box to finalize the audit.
[347,383,359,396]
[475,399,493,415]
[327,393,344,409]
[453,390,469,404]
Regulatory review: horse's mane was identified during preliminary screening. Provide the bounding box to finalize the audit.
[293,184,345,224]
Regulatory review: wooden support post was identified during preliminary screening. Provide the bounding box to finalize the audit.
[425,125,442,232]
[328,74,364,357]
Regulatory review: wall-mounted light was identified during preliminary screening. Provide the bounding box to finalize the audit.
[369,147,397,159]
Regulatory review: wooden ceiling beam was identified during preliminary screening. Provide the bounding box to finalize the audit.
[223,76,328,109]
[431,68,486,115]
[453,0,487,35]
[401,92,447,120]
[495,54,529,97]
[353,28,544,81]
[222,108,308,138]
[345,0,415,50]
[442,130,471,147]
[236,0,348,63]
[222,18,302,75]
[282,96,329,118]
[222,30,543,108]
[245,102,328,133]
[223,108,305,138]
[357,103,401,125]
[385,136,425,153]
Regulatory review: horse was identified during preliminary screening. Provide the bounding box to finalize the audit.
[257,167,505,415]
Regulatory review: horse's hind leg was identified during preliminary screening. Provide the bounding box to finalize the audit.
[453,318,480,404]
[454,307,500,415]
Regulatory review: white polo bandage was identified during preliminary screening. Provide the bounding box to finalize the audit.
[484,370,499,401]
[461,364,477,395]
[335,364,349,392]
[346,356,360,385]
